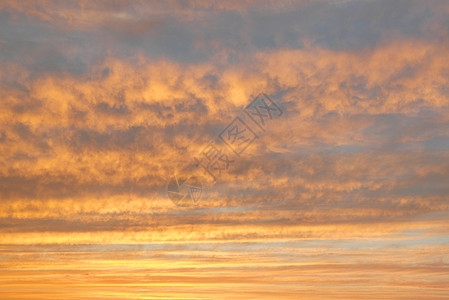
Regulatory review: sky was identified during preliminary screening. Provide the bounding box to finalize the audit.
[0,0,449,299]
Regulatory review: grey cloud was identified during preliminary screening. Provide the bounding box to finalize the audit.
[0,173,163,201]
[1,0,447,80]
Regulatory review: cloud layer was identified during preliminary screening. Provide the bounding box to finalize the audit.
[0,0,448,299]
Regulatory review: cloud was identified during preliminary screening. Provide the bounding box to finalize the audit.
[1,1,449,298]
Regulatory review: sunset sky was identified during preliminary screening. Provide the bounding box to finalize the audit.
[1,0,449,299]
